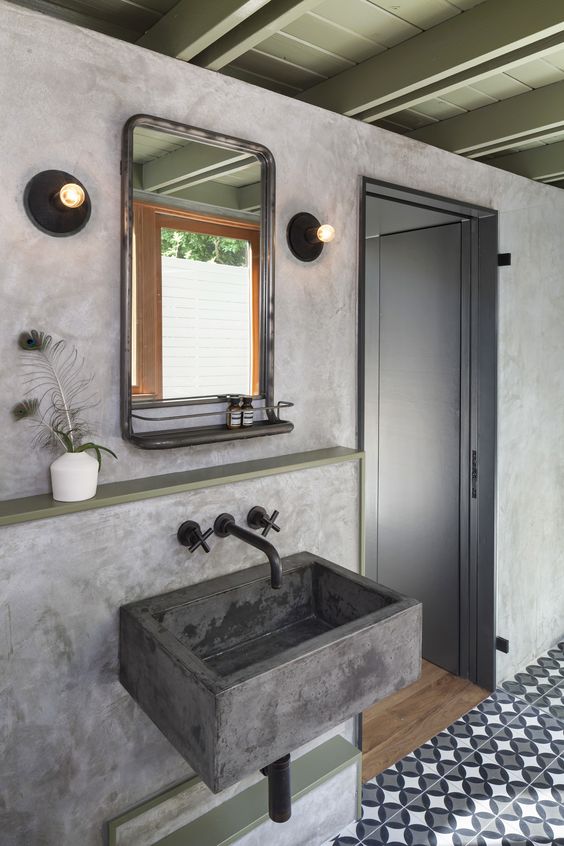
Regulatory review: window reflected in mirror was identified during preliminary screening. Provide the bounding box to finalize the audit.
[131,125,263,406]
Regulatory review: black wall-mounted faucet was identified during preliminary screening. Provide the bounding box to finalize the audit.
[214,512,283,589]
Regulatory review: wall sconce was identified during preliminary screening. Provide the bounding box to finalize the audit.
[287,212,335,262]
[24,170,91,236]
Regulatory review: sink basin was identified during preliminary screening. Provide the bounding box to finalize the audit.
[120,551,421,792]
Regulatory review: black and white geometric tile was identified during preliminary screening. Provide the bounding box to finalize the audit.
[320,641,564,846]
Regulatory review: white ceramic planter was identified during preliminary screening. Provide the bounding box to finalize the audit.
[50,451,99,502]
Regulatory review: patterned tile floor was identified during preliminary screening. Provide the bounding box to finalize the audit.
[321,642,564,846]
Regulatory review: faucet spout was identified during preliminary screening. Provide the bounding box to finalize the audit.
[214,513,282,589]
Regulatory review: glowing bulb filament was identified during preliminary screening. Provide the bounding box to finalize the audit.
[316,223,335,243]
[59,183,85,209]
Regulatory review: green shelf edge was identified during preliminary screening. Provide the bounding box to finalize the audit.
[0,446,364,527]
[106,735,361,846]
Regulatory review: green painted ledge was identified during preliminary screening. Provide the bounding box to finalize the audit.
[106,735,361,846]
[0,446,364,527]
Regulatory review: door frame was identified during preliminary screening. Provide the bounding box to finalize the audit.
[358,177,498,691]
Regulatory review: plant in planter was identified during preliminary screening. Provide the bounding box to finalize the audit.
[12,329,116,502]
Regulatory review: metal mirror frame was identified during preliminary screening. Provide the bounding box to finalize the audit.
[120,114,283,449]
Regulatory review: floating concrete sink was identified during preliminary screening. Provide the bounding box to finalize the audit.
[119,551,421,792]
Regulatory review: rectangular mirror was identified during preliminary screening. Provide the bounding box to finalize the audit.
[121,115,293,448]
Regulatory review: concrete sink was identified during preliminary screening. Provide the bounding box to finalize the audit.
[119,551,421,792]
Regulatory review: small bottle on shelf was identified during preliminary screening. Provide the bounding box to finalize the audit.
[242,397,254,427]
[226,397,242,429]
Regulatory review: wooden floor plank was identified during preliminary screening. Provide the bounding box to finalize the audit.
[362,660,489,782]
[363,660,448,725]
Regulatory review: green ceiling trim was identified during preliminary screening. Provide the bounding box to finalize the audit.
[137,0,272,61]
[13,0,141,41]
[408,79,564,155]
[0,447,363,527]
[106,735,360,846]
[299,0,564,118]
[192,0,324,71]
[141,144,252,193]
[546,177,564,189]
[360,31,564,124]
[486,140,564,181]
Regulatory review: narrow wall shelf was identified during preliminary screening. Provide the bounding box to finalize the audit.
[106,734,361,846]
[0,446,363,527]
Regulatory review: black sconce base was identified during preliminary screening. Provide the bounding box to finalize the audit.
[24,169,91,237]
[287,212,323,262]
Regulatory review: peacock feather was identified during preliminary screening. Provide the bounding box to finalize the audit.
[14,328,117,466]
[12,398,40,420]
[18,330,47,351]
[17,329,96,451]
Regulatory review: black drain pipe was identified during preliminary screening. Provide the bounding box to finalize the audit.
[261,754,291,822]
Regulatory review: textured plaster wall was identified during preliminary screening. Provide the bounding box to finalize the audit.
[1,462,359,845]
[0,1,563,843]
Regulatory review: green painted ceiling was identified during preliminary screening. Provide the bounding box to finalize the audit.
[10,0,564,189]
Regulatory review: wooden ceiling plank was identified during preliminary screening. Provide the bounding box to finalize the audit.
[486,140,564,181]
[445,0,484,9]
[191,0,325,71]
[298,0,564,117]
[370,0,460,30]
[47,0,160,30]
[222,64,303,95]
[12,0,140,40]
[440,85,497,110]
[381,108,437,130]
[407,80,564,154]
[235,47,326,88]
[504,57,564,88]
[411,97,467,120]
[284,14,386,62]
[472,72,531,99]
[136,0,271,60]
[257,31,354,76]
[314,0,420,47]
[238,182,262,210]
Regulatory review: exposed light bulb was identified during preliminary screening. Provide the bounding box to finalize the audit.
[58,183,85,209]
[316,223,335,243]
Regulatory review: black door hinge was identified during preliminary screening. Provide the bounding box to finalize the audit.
[471,450,478,499]
[496,637,509,654]
[498,253,511,266]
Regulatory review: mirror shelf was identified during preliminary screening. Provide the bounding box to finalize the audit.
[128,419,294,450]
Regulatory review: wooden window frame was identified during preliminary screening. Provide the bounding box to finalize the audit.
[132,199,261,401]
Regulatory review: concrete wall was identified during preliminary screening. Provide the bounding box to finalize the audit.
[0,2,563,843]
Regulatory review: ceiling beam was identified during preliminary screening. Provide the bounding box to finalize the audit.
[163,160,257,196]
[545,178,564,189]
[167,181,261,211]
[407,81,564,156]
[137,0,271,61]
[192,0,323,71]
[360,32,564,123]
[169,182,240,208]
[486,141,564,181]
[141,144,252,191]
[298,0,564,118]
